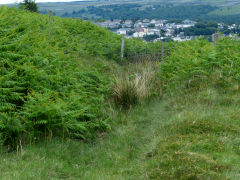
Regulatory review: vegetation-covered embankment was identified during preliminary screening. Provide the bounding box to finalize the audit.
[0,7,166,148]
[0,6,114,147]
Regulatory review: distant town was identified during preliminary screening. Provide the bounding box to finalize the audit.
[94,19,240,42]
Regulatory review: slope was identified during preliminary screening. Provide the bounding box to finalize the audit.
[0,6,121,147]
[0,7,162,148]
[1,38,240,179]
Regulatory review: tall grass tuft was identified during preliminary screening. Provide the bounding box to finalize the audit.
[113,60,161,109]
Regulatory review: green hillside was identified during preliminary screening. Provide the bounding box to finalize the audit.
[1,7,240,179]
[0,6,116,147]
[0,7,163,148]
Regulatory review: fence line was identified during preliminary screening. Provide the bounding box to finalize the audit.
[120,38,177,62]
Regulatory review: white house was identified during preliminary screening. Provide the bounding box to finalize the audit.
[138,32,146,38]
[117,29,127,35]
[150,20,156,24]
[143,19,150,23]
[123,20,132,28]
[155,23,164,28]
[133,32,139,38]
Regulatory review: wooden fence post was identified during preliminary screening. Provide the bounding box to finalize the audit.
[47,10,53,40]
[121,34,125,61]
[161,40,164,59]
[212,33,220,45]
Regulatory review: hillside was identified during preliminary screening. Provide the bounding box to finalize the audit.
[0,7,163,147]
[1,38,240,179]
[1,7,240,179]
[5,0,240,23]
[0,6,121,147]
[34,0,240,20]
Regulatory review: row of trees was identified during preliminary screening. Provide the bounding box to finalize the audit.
[182,22,240,36]
[183,22,218,36]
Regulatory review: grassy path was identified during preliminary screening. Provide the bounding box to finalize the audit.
[0,100,171,179]
[1,89,240,179]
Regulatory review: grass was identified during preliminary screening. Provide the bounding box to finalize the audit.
[0,100,168,179]
[1,86,240,179]
[145,88,240,179]
[112,61,161,109]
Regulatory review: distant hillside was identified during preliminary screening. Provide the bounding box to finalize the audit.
[4,0,240,23]
[35,0,240,17]
[30,0,240,23]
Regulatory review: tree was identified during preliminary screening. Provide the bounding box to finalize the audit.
[20,0,38,12]
[148,24,155,28]
[143,34,159,42]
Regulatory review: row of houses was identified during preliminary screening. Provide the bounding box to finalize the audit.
[95,19,239,42]
[103,19,196,41]
[113,19,195,33]
[95,19,166,29]
[114,20,196,41]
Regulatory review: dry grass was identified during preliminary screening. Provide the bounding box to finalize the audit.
[112,60,161,109]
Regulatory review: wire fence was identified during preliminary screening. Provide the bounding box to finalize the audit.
[78,33,240,64]
[122,37,177,62]
[124,46,177,62]
[121,35,240,63]
[77,36,178,63]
